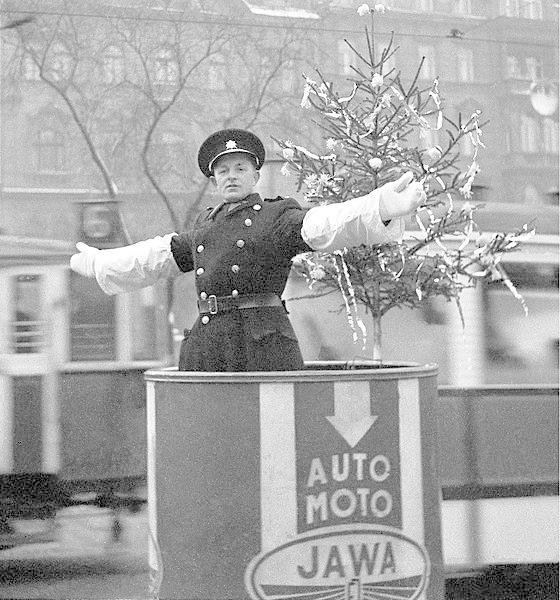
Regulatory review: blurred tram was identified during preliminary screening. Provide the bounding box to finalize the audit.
[0,232,170,547]
[0,232,557,589]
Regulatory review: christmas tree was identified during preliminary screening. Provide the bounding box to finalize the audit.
[277,3,532,364]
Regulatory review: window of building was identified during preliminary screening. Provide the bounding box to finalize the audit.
[504,126,512,153]
[280,59,297,94]
[47,42,72,82]
[456,47,474,82]
[152,47,179,85]
[521,0,543,19]
[36,128,65,173]
[523,183,542,204]
[505,55,521,78]
[505,54,543,80]
[432,0,460,13]
[338,40,354,76]
[11,275,45,354]
[500,0,543,17]
[103,45,125,84]
[520,114,539,152]
[417,44,436,80]
[500,0,520,16]
[21,52,40,81]
[419,0,434,10]
[151,131,186,181]
[453,0,472,15]
[525,56,543,81]
[208,53,226,90]
[542,118,559,154]
[387,0,418,10]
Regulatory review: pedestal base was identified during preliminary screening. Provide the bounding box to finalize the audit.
[145,362,444,600]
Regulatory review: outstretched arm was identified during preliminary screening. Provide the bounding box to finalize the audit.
[70,233,182,295]
[301,172,424,252]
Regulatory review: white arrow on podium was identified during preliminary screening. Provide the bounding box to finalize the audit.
[326,381,377,448]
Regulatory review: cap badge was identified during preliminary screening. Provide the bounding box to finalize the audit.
[225,140,238,149]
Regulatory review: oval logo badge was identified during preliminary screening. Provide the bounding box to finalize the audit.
[245,525,430,600]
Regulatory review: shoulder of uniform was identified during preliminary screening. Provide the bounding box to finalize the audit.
[198,206,215,218]
[264,196,301,207]
[192,206,213,216]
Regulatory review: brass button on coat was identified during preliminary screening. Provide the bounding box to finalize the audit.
[253,204,261,211]
[231,264,240,273]
[201,315,210,324]
[200,292,208,300]
[196,267,204,275]
[197,244,204,253]
[244,218,252,227]
[231,289,239,297]
[236,239,245,248]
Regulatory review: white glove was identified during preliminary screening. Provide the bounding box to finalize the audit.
[377,171,425,221]
[69,235,179,295]
[70,242,99,278]
[301,171,425,252]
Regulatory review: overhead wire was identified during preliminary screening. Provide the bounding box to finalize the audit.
[0,5,557,48]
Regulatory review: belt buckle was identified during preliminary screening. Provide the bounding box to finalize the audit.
[208,295,218,315]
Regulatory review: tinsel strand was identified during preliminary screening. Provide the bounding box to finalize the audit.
[332,251,367,348]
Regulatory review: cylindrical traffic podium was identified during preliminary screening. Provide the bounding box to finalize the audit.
[145,362,444,600]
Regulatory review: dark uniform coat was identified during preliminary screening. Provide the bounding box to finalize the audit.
[170,193,312,371]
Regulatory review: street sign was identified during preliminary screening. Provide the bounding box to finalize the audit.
[245,378,433,600]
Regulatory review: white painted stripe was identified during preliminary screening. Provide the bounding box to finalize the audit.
[398,378,424,542]
[146,381,159,571]
[333,380,371,419]
[0,376,14,473]
[41,373,60,473]
[331,380,374,447]
[398,378,426,598]
[442,496,559,567]
[259,382,297,552]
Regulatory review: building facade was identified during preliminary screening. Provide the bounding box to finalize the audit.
[0,1,557,577]
[0,0,558,395]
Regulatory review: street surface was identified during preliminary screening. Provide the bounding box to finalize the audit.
[0,505,150,599]
[1,505,556,599]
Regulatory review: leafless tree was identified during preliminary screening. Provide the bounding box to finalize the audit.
[6,7,135,239]
[110,12,231,232]
[1,1,324,355]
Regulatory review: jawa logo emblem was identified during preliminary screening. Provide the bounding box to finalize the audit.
[245,525,430,600]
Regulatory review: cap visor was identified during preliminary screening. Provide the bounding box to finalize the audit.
[208,149,259,173]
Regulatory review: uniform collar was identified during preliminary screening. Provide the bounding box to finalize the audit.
[208,192,261,219]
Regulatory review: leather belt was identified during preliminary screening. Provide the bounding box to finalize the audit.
[197,293,283,316]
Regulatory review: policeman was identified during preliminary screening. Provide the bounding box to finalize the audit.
[71,128,425,371]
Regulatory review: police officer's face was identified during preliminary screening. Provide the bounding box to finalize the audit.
[211,154,260,202]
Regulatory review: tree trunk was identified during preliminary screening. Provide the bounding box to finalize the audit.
[372,313,382,365]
